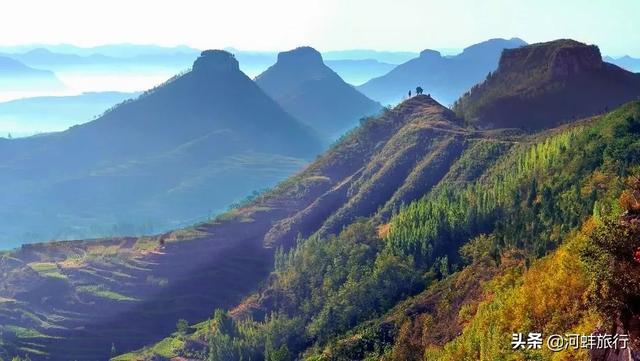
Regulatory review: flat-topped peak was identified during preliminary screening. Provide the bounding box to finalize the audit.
[453,39,640,130]
[192,50,239,73]
[499,39,603,77]
[419,49,442,59]
[276,46,324,66]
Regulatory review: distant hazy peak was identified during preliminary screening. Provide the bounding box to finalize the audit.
[192,49,239,73]
[458,37,528,58]
[276,46,324,66]
[419,49,442,59]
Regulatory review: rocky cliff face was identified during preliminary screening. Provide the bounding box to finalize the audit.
[498,39,603,78]
[454,39,640,130]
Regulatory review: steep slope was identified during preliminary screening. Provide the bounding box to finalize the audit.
[5,94,640,361]
[131,101,640,361]
[255,47,382,139]
[0,95,505,360]
[0,50,322,245]
[0,56,63,91]
[357,38,526,106]
[454,39,640,130]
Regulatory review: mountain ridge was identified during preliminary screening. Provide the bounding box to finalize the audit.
[0,55,64,91]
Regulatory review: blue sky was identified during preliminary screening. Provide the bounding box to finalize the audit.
[0,0,638,56]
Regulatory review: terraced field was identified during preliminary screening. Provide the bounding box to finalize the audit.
[0,224,275,360]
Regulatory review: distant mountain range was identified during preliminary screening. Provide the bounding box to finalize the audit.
[0,46,400,85]
[0,55,64,91]
[0,43,200,57]
[357,38,527,106]
[604,55,640,73]
[0,91,138,137]
[2,48,197,71]
[0,50,322,245]
[322,49,419,64]
[454,39,640,130]
[256,47,382,138]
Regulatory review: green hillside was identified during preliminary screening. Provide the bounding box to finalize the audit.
[119,100,640,361]
[3,98,639,361]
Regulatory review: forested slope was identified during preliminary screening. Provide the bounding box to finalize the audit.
[126,101,640,361]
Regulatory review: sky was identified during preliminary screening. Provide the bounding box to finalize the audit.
[0,0,638,56]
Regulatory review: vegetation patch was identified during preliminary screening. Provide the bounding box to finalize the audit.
[75,285,139,302]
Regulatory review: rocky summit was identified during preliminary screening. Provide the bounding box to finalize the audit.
[454,39,640,130]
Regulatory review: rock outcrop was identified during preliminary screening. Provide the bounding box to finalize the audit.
[454,39,640,130]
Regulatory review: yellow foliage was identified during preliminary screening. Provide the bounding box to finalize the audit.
[425,234,597,361]
[377,223,391,239]
[619,189,640,212]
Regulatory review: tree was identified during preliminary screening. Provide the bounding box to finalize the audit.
[581,217,640,323]
[416,86,423,95]
[110,342,117,357]
[207,310,239,361]
[208,331,235,361]
[211,309,234,336]
[266,344,291,361]
[176,318,189,335]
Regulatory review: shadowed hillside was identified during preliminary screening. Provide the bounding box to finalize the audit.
[454,39,640,130]
[0,95,518,360]
[128,100,640,361]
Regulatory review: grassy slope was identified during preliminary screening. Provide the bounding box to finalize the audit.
[121,102,640,361]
